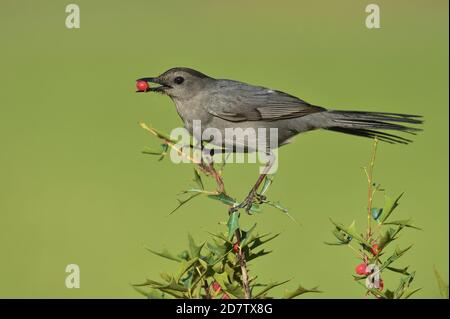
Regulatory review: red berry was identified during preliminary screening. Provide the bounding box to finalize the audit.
[222,293,230,299]
[136,80,149,92]
[371,244,381,255]
[355,263,368,275]
[211,281,221,293]
[233,243,240,253]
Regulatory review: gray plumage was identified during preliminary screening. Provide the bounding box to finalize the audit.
[137,67,422,149]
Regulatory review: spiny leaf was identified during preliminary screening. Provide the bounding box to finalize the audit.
[403,288,422,299]
[386,266,411,276]
[227,211,239,240]
[169,192,201,215]
[208,193,237,206]
[175,258,199,282]
[379,245,413,271]
[146,247,181,262]
[394,271,416,298]
[283,284,321,299]
[248,233,280,250]
[260,174,275,195]
[247,249,272,262]
[383,219,421,230]
[240,223,257,248]
[253,280,290,299]
[371,207,383,221]
[378,227,400,250]
[380,193,404,223]
[329,219,370,248]
[193,168,204,190]
[433,265,449,299]
[187,234,205,258]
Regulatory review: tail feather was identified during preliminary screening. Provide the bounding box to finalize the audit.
[326,110,423,144]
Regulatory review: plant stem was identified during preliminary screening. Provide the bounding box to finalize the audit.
[366,138,378,238]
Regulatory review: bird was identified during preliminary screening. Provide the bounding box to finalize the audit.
[136,67,422,212]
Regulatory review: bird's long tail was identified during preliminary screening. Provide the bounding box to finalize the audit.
[324,110,423,144]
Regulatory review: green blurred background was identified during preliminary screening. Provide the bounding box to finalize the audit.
[0,0,448,298]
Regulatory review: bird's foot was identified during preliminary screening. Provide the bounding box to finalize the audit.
[229,190,266,214]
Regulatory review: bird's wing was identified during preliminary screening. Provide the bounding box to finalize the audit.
[206,80,325,122]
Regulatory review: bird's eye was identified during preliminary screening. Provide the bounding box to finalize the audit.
[174,76,184,85]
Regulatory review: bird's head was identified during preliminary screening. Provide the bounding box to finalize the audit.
[137,67,211,100]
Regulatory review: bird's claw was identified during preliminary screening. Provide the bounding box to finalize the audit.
[229,191,266,214]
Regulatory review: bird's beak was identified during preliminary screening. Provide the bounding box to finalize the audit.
[136,77,172,93]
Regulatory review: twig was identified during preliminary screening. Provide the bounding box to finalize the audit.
[366,138,378,238]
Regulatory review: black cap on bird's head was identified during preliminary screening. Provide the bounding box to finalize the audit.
[136,67,211,100]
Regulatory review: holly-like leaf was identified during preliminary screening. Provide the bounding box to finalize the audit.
[371,207,383,221]
[379,245,413,271]
[187,234,205,258]
[227,211,239,240]
[193,168,204,190]
[383,219,421,230]
[175,258,199,282]
[146,247,181,262]
[169,192,201,215]
[283,285,321,299]
[379,193,404,223]
[253,280,290,299]
[208,193,237,206]
[386,266,411,276]
[240,223,257,248]
[394,271,416,298]
[329,219,370,247]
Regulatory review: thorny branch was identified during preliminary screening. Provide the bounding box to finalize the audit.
[140,122,252,299]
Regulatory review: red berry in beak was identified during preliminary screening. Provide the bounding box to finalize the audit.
[136,80,149,92]
[371,244,381,256]
[233,243,239,253]
[355,263,368,275]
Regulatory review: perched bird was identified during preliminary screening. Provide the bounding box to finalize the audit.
[137,67,422,211]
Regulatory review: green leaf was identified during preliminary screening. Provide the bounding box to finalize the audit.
[371,207,383,221]
[227,211,239,240]
[433,265,449,299]
[283,285,321,299]
[146,247,181,262]
[260,174,275,195]
[378,227,399,250]
[403,288,422,299]
[383,219,421,230]
[240,223,257,248]
[379,245,413,271]
[175,258,199,282]
[253,280,290,299]
[187,234,204,258]
[169,192,201,215]
[247,249,272,262]
[193,169,204,190]
[386,266,411,276]
[248,233,280,250]
[380,193,404,223]
[394,271,416,298]
[208,193,237,206]
[329,219,371,247]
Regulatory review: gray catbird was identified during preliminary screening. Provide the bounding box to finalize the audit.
[137,67,422,211]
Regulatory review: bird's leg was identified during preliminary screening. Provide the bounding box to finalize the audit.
[232,151,276,213]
